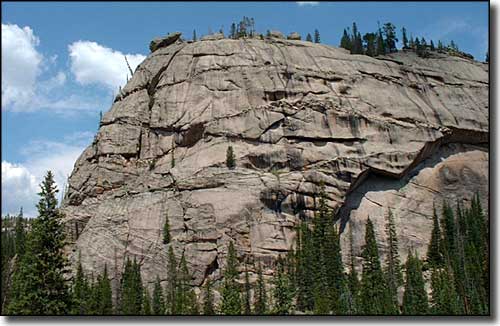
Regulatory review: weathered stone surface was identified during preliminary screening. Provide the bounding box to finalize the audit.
[201,33,224,41]
[287,32,301,40]
[62,37,488,296]
[149,32,182,52]
[268,30,285,39]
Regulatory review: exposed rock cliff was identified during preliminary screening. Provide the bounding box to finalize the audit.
[61,35,488,295]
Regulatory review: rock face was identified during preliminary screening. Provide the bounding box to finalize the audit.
[149,32,182,52]
[62,37,488,295]
[287,32,301,40]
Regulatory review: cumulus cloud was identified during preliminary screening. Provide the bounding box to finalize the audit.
[2,132,94,217]
[68,41,146,92]
[296,2,319,6]
[1,24,43,108]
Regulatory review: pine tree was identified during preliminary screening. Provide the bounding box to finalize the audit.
[176,253,198,314]
[14,208,25,257]
[359,218,393,315]
[350,23,363,54]
[230,23,237,39]
[427,204,444,267]
[271,257,294,315]
[430,264,462,314]
[363,32,377,57]
[340,29,352,50]
[221,241,241,315]
[384,209,402,312]
[306,33,313,42]
[142,288,152,315]
[401,27,408,49]
[347,225,360,314]
[323,222,346,314]
[382,22,398,53]
[314,29,320,43]
[226,145,236,169]
[166,246,178,314]
[376,25,385,55]
[193,29,197,41]
[120,258,143,314]
[254,262,267,314]
[202,278,215,315]
[430,40,435,51]
[163,213,171,244]
[441,201,456,261]
[243,266,252,314]
[152,276,165,315]
[402,251,429,315]
[295,221,314,312]
[7,171,70,315]
[100,265,113,314]
[71,254,90,314]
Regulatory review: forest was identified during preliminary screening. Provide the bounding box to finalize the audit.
[1,170,489,315]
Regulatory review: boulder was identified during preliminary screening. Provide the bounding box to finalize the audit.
[201,32,224,41]
[287,32,301,40]
[149,32,182,52]
[268,30,285,39]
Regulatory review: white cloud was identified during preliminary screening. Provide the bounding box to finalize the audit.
[1,24,43,108]
[296,2,319,6]
[2,132,94,217]
[68,41,146,92]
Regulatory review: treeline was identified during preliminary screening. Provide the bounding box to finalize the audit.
[339,21,469,59]
[1,172,488,315]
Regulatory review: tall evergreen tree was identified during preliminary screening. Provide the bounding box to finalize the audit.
[271,257,294,315]
[401,27,409,49]
[176,253,198,314]
[363,33,377,57]
[430,264,462,314]
[152,276,165,315]
[376,25,386,55]
[306,33,313,42]
[192,29,197,41]
[14,208,25,257]
[142,288,152,315]
[323,222,346,314]
[382,22,398,53]
[347,225,360,314]
[359,218,393,315]
[254,262,267,314]
[120,258,143,314]
[427,204,444,267]
[7,171,70,315]
[226,145,236,169]
[340,29,352,51]
[243,266,252,314]
[314,29,320,43]
[71,254,90,314]
[99,265,113,314]
[350,23,363,54]
[221,241,241,315]
[402,251,429,315]
[384,209,403,312]
[166,246,177,314]
[163,213,171,244]
[202,278,215,315]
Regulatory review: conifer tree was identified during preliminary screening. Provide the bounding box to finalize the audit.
[100,265,113,314]
[363,33,377,57]
[226,145,236,169]
[202,278,215,315]
[254,262,267,314]
[402,251,428,315]
[384,209,403,312]
[323,222,346,314]
[340,29,352,50]
[401,27,408,49]
[427,204,444,267]
[295,222,314,312]
[359,218,393,315]
[7,171,70,315]
[143,289,152,315]
[120,258,143,314]
[430,40,435,51]
[271,257,294,315]
[166,246,178,314]
[221,241,241,315]
[163,213,171,244]
[382,22,398,53]
[193,29,197,41]
[347,225,360,314]
[314,29,320,43]
[430,264,462,314]
[14,208,25,257]
[71,254,90,314]
[306,33,313,42]
[441,201,456,261]
[243,266,252,314]
[376,26,385,55]
[176,253,198,314]
[152,276,165,315]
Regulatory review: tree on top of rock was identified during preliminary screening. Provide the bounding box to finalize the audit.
[314,29,320,43]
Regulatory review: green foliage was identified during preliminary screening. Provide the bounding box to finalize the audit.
[340,29,352,51]
[253,262,268,314]
[382,22,398,53]
[142,289,152,315]
[221,241,241,315]
[401,27,408,48]
[163,213,171,244]
[243,267,252,314]
[346,224,360,314]
[226,145,236,169]
[426,204,444,267]
[70,254,90,314]
[7,171,71,315]
[430,265,462,314]
[176,254,198,314]
[271,257,294,315]
[202,279,215,315]
[359,218,394,315]
[314,29,320,43]
[306,33,313,42]
[402,251,429,315]
[120,258,143,314]
[166,246,177,314]
[152,276,165,315]
[384,209,403,312]
[362,33,377,57]
[192,29,197,41]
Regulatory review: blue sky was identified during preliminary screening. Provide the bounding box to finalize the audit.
[1,1,489,216]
